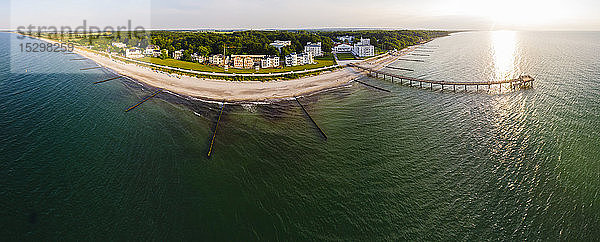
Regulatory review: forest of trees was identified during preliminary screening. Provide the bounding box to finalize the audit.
[319,30,450,51]
[148,31,335,60]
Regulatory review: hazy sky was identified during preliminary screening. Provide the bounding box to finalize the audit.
[2,0,599,31]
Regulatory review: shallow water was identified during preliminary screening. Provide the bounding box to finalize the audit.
[1,31,599,240]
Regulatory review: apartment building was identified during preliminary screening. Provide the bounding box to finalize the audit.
[209,54,229,66]
[191,53,206,63]
[231,55,266,69]
[125,48,144,59]
[143,45,161,57]
[334,44,352,53]
[260,56,280,69]
[269,40,292,51]
[112,42,127,48]
[285,52,314,67]
[173,50,184,60]
[337,35,354,43]
[304,42,323,57]
[352,38,375,57]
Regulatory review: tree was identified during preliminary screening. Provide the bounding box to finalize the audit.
[159,49,168,60]
[197,46,210,56]
[182,49,193,62]
[279,47,292,59]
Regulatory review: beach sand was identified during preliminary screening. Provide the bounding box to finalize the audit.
[40,36,406,101]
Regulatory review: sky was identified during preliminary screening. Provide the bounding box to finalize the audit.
[2,0,599,31]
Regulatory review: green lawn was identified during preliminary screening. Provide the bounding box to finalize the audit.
[139,57,224,72]
[336,53,357,60]
[138,56,336,74]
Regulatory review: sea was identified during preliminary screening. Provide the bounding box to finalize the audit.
[1,31,599,240]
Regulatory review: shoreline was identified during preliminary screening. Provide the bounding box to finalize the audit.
[30,35,419,101]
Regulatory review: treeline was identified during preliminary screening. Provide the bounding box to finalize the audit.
[319,30,450,50]
[149,31,335,59]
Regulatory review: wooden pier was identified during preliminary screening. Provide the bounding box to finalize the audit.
[385,66,414,72]
[70,58,87,61]
[354,80,391,92]
[207,104,224,158]
[397,58,425,62]
[349,64,534,92]
[80,66,102,70]
[295,97,327,140]
[125,89,162,112]
[409,53,430,57]
[94,76,123,84]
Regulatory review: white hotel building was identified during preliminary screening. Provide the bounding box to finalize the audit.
[143,45,161,57]
[112,42,127,48]
[352,38,375,57]
[125,48,144,59]
[334,44,352,53]
[270,40,292,52]
[337,35,354,43]
[285,52,314,67]
[260,56,280,69]
[173,50,184,60]
[304,42,323,57]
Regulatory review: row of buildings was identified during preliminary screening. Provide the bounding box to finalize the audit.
[116,42,163,59]
[116,36,375,63]
[333,38,375,57]
[114,40,323,70]
[201,53,313,70]
[269,40,323,58]
[169,41,319,69]
[231,55,280,69]
[173,53,307,70]
[115,41,319,69]
[192,52,314,70]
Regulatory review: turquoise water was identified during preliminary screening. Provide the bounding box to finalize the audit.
[1,31,599,240]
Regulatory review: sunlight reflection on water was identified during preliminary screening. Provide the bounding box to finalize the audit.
[492,31,519,81]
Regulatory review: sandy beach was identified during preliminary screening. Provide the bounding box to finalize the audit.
[39,36,406,101]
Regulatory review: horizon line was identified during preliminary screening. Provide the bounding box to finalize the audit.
[1,28,599,32]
